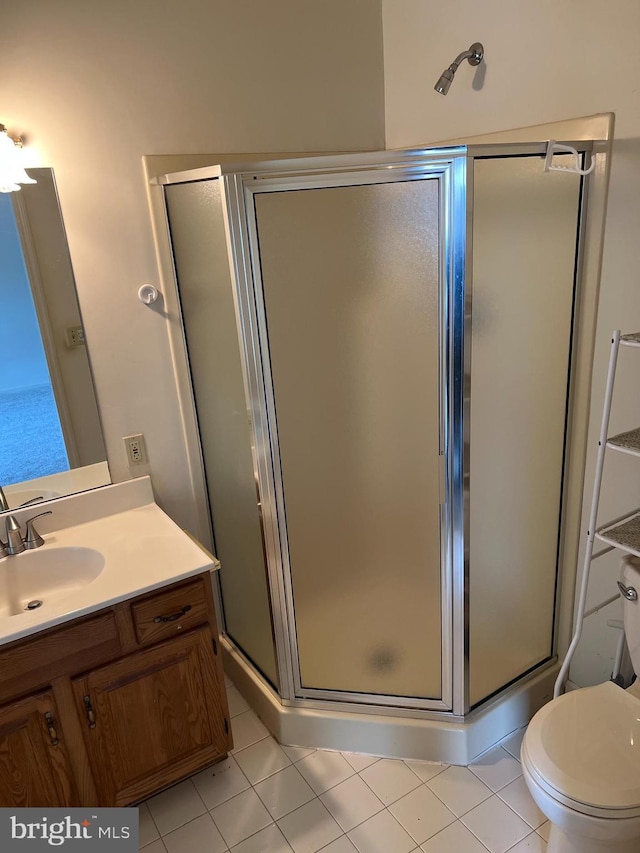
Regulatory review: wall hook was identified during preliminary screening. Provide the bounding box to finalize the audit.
[544,140,595,176]
[138,284,159,305]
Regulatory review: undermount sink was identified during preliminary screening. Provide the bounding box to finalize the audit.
[0,547,105,618]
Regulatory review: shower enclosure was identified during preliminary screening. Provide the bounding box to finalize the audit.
[157,142,596,756]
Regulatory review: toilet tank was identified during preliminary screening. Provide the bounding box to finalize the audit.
[622,556,640,673]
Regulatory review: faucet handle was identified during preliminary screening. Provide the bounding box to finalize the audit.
[23,511,53,550]
[18,496,45,508]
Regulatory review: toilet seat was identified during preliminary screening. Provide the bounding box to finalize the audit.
[523,682,640,819]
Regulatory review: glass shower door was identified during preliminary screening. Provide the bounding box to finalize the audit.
[229,153,466,708]
[164,179,279,687]
[468,153,583,706]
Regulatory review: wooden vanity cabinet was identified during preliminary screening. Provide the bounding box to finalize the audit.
[73,628,229,805]
[0,571,233,807]
[0,690,78,807]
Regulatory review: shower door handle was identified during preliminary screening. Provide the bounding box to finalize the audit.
[438,453,446,504]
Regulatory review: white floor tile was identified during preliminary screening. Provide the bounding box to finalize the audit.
[419,819,490,853]
[359,759,422,805]
[235,737,292,784]
[403,760,448,784]
[507,831,547,852]
[320,776,384,832]
[138,803,160,848]
[231,710,270,753]
[163,813,228,853]
[461,795,530,853]
[318,837,358,852]
[497,776,546,829]
[281,745,316,763]
[146,780,206,836]
[211,788,273,848]
[388,785,456,845]
[342,753,380,772]
[347,810,416,853]
[469,746,522,792]
[278,799,343,853]
[254,766,316,820]
[296,751,354,795]
[227,684,250,718]
[537,821,551,842]
[141,841,167,853]
[500,728,526,761]
[191,756,251,810]
[426,765,492,817]
[230,823,293,852]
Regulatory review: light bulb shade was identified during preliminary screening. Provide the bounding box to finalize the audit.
[0,129,36,192]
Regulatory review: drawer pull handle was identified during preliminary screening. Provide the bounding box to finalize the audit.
[44,711,59,746]
[153,604,192,624]
[83,695,97,729]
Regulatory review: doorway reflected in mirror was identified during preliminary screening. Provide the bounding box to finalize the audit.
[0,192,69,483]
[0,169,109,509]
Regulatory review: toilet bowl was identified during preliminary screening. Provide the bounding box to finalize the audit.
[522,555,640,851]
[521,680,640,852]
[521,554,640,852]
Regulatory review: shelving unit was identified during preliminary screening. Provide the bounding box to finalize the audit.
[555,330,640,696]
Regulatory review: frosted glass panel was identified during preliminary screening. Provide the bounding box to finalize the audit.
[255,180,442,698]
[165,180,278,687]
[469,156,581,705]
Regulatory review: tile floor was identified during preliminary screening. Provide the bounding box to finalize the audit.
[139,678,549,853]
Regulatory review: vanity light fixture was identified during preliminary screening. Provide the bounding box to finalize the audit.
[0,123,36,193]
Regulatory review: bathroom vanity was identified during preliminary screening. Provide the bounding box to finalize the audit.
[0,478,233,807]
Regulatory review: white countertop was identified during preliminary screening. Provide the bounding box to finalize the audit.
[0,500,219,647]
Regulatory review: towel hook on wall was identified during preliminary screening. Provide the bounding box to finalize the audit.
[544,140,596,176]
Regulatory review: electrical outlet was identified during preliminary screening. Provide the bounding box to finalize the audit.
[65,325,85,348]
[124,434,148,467]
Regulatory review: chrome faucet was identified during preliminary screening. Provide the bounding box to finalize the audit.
[0,511,53,557]
[5,516,25,556]
[0,488,45,513]
[17,496,46,507]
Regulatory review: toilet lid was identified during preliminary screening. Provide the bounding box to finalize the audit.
[524,682,640,811]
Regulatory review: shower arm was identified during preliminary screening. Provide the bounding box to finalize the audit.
[447,46,483,75]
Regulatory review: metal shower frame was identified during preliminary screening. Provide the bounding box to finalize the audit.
[158,140,595,719]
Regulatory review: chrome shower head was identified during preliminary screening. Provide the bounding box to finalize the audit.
[434,69,454,96]
[434,42,484,95]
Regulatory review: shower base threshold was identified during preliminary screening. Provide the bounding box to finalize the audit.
[221,638,556,766]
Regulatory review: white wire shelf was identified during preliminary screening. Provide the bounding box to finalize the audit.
[596,510,640,558]
[620,332,640,347]
[607,426,640,457]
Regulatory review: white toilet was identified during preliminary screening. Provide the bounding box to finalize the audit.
[521,556,640,853]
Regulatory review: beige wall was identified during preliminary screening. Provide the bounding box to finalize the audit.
[383,0,640,685]
[0,0,385,524]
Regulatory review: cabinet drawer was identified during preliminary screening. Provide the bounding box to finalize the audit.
[131,578,209,646]
[0,613,121,705]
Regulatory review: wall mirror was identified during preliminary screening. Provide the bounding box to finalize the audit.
[0,168,109,511]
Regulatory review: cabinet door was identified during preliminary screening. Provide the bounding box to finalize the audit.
[73,628,230,806]
[0,690,78,806]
